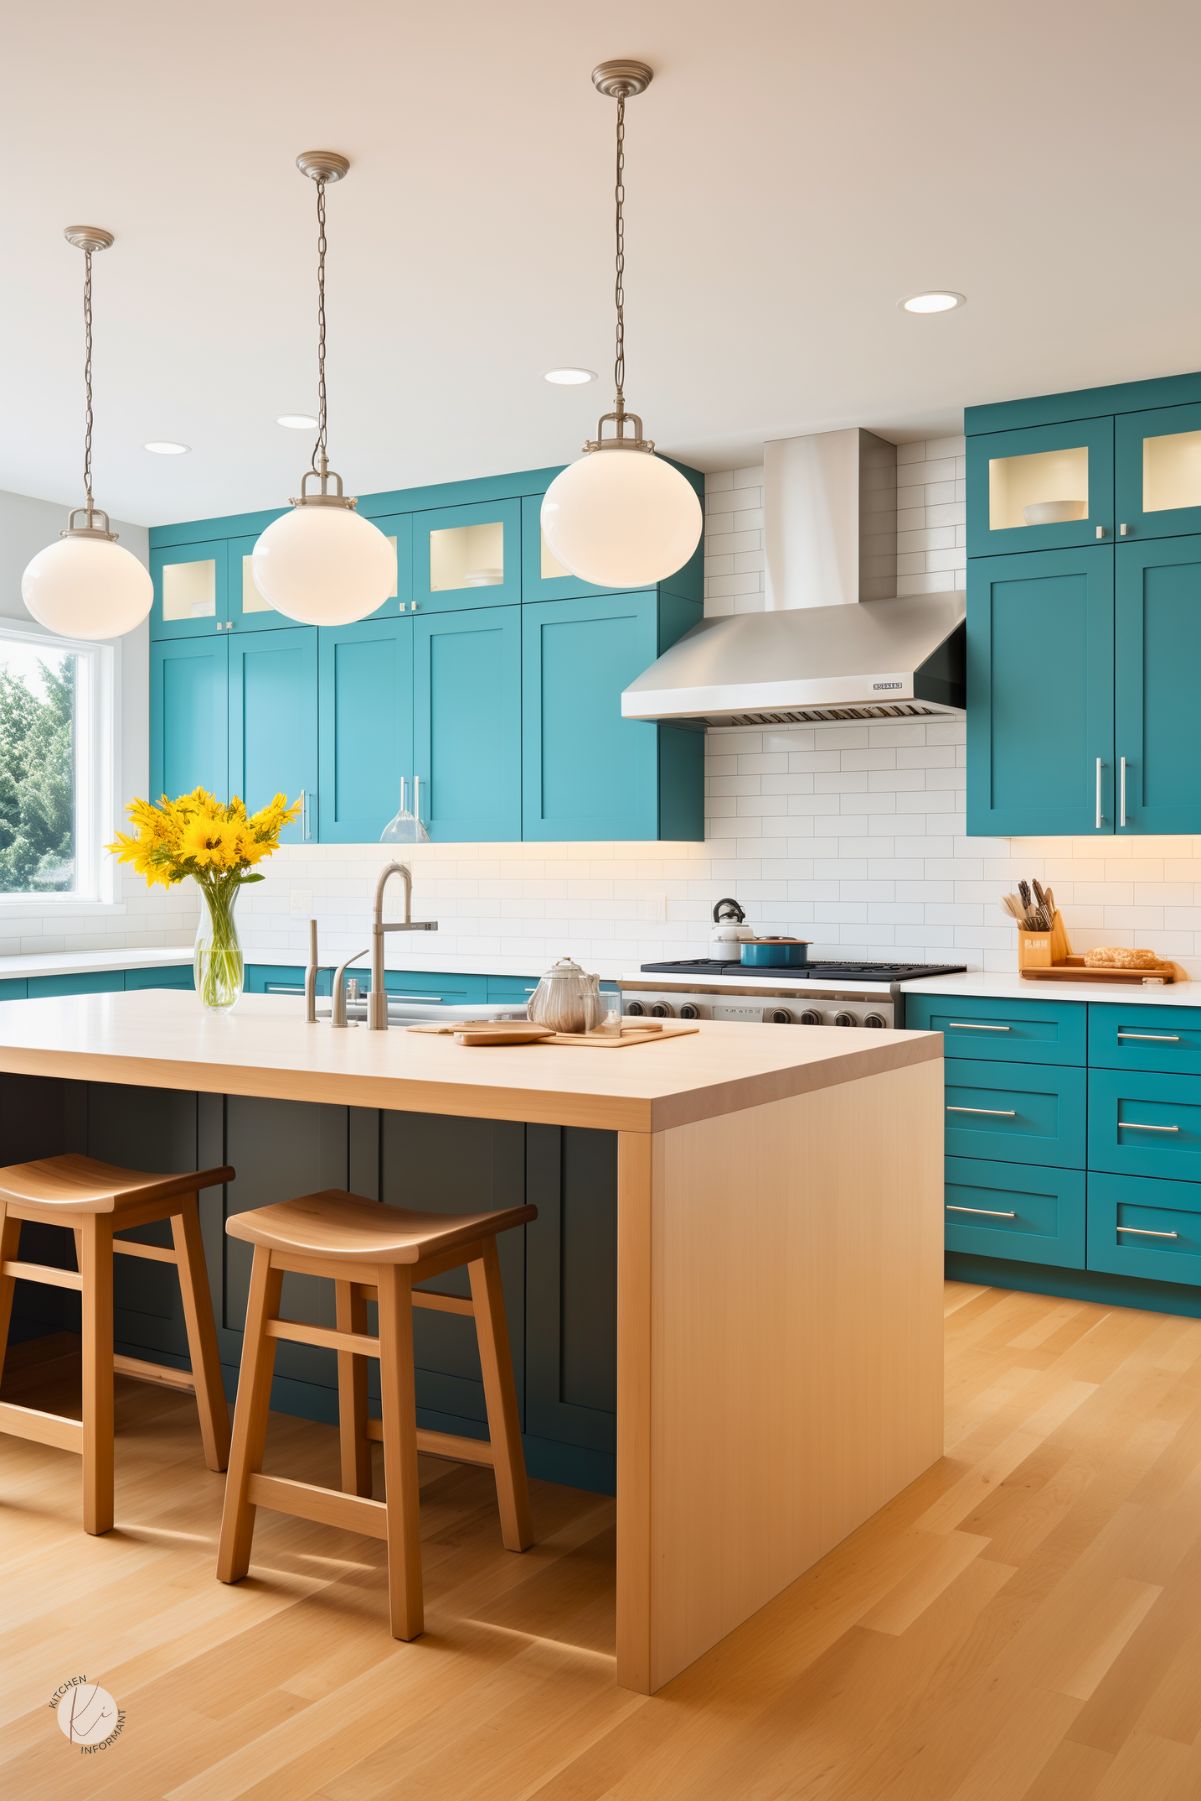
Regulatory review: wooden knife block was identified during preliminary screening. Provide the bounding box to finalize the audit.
[1016,910,1073,971]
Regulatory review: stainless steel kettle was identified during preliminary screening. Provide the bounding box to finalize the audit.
[527,957,605,1034]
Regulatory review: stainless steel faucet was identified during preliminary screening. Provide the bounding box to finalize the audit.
[331,861,438,1028]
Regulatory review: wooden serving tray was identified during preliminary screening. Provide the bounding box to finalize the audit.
[1021,957,1179,985]
[407,1020,701,1048]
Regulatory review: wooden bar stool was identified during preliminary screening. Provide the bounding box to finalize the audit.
[216,1189,536,1640]
[0,1153,233,1534]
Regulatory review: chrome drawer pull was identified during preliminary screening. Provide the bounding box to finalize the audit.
[1116,1225,1179,1240]
[1118,1121,1181,1133]
[946,1105,1017,1118]
[1116,1031,1181,1043]
[946,1204,1017,1219]
[389,993,446,1003]
[947,1021,1012,1032]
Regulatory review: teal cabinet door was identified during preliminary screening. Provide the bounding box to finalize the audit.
[523,592,703,841]
[520,492,614,601]
[1088,1068,1201,1184]
[413,606,521,841]
[1087,1171,1201,1287]
[123,966,193,990]
[943,1060,1086,1168]
[1115,404,1201,542]
[343,510,414,617]
[150,637,229,800]
[1114,538,1201,834]
[1089,1003,1201,1078]
[225,535,291,633]
[318,617,414,843]
[944,1157,1086,1269]
[413,499,522,612]
[228,628,317,841]
[967,547,1114,835]
[28,972,124,997]
[904,993,1086,1066]
[966,418,1114,557]
[150,540,229,639]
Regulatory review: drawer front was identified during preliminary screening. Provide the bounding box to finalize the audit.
[905,993,1085,1065]
[944,1060,1086,1167]
[1088,1004,1201,1077]
[486,975,540,1004]
[123,965,193,991]
[944,1157,1085,1268]
[1087,1170,1201,1287]
[27,972,124,998]
[1088,1068,1201,1183]
[383,971,487,1006]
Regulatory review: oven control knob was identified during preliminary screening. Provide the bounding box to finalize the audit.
[799,1009,824,1026]
[626,1000,646,1016]
[649,1001,675,1018]
[833,1011,857,1027]
[862,1012,887,1029]
[767,1007,793,1024]
[679,1002,700,1020]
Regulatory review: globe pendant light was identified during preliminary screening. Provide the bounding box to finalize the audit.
[21,227,153,640]
[541,62,701,590]
[252,152,394,626]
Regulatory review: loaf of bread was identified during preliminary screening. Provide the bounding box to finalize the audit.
[1083,947,1161,969]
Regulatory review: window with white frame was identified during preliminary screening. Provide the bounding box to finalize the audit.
[0,624,114,900]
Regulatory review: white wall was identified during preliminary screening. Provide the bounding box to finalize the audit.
[0,489,191,953]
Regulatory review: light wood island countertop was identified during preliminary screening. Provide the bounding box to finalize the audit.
[0,989,940,1134]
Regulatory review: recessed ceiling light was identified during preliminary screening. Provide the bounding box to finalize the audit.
[543,367,597,386]
[144,440,190,455]
[276,413,318,429]
[900,291,966,315]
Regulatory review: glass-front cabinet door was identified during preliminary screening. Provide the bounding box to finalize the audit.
[226,534,289,632]
[520,493,610,600]
[966,419,1114,557]
[150,541,228,639]
[413,499,521,612]
[1115,404,1201,542]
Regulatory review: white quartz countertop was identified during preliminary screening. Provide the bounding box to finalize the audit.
[900,971,1201,1008]
[0,946,192,981]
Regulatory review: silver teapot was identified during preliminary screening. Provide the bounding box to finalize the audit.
[527,956,605,1035]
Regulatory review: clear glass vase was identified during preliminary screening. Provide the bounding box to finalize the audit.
[193,880,244,1010]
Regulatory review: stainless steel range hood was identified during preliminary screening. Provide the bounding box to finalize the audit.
[622,427,965,727]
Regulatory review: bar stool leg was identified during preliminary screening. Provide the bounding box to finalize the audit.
[376,1265,424,1640]
[216,1247,283,1583]
[0,1206,18,1390]
[79,1215,115,1535]
[335,1281,372,1497]
[171,1198,231,1473]
[468,1241,533,1552]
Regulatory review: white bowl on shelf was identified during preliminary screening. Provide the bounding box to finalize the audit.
[1023,498,1087,526]
[463,567,503,587]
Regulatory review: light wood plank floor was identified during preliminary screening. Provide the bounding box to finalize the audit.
[5,1282,1201,1799]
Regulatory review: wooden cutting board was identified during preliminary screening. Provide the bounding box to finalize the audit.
[407,1020,701,1048]
[1022,958,1179,984]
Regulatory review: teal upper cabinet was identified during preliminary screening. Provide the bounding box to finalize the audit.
[967,547,1114,836]
[1115,405,1201,542]
[150,638,228,800]
[523,592,703,841]
[150,541,229,639]
[318,616,414,843]
[225,535,291,633]
[228,629,318,842]
[1114,538,1201,833]
[966,419,1113,557]
[413,499,521,612]
[414,607,521,841]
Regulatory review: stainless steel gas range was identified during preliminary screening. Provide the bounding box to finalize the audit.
[618,960,966,1029]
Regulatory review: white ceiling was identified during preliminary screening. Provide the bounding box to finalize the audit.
[4,0,1201,527]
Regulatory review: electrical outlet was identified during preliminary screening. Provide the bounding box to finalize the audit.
[289,890,313,919]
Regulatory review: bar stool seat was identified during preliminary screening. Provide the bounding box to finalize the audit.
[0,1153,234,1535]
[217,1188,536,1641]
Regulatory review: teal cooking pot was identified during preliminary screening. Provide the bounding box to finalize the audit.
[739,938,810,968]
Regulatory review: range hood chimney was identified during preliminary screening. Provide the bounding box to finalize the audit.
[622,426,965,727]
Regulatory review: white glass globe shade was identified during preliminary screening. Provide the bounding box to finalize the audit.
[541,449,702,589]
[21,534,153,640]
[252,504,395,626]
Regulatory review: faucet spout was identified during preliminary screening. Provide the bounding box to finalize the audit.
[369,862,439,1029]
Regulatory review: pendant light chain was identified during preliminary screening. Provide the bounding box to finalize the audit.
[312,175,329,476]
[82,247,95,515]
[613,93,626,416]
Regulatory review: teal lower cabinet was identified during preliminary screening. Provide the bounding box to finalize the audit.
[244,965,487,1007]
[123,965,193,990]
[912,991,1201,1318]
[27,972,124,998]
[522,592,704,841]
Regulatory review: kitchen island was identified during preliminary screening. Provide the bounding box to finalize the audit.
[0,991,944,1693]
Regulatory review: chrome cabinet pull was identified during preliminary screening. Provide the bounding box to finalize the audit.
[1116,1224,1178,1239]
[1118,1120,1181,1133]
[414,774,423,825]
[1116,1031,1181,1043]
[1119,755,1128,828]
[946,1204,1017,1219]
[947,1105,1017,1118]
[265,984,304,995]
[1095,756,1104,829]
[1119,522,1130,537]
[388,992,445,1003]
[1095,524,1106,540]
[948,1021,1011,1032]
[300,788,310,840]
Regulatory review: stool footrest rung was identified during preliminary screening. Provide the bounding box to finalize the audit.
[113,1238,178,1264]
[265,1318,380,1358]
[113,1353,196,1394]
[1,1259,82,1292]
[246,1472,389,1540]
[413,1289,474,1317]
[364,1415,494,1467]
[0,1399,84,1453]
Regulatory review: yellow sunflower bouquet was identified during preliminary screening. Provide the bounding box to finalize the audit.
[109,789,300,1009]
